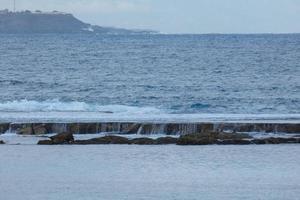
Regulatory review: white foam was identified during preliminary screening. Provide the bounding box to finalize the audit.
[0,133,46,145]
[0,100,299,123]
[0,99,162,114]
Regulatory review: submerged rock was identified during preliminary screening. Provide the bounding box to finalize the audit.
[38,132,74,145]
[37,140,53,145]
[36,131,300,146]
[33,124,49,135]
[155,137,178,144]
[124,123,141,134]
[16,124,50,135]
[177,133,217,145]
[16,125,34,135]
[177,132,252,145]
[49,132,74,144]
[75,136,129,145]
[218,132,252,140]
[130,138,156,145]
[252,137,300,145]
[217,139,252,145]
[74,136,178,145]
[0,123,9,134]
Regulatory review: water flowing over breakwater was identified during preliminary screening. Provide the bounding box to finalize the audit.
[1,121,299,135]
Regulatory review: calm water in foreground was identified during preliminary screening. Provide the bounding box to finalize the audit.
[1,145,299,200]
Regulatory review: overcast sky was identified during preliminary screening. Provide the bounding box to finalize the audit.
[1,0,300,33]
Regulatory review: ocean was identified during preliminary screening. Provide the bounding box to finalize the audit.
[0,34,299,122]
[1,145,300,200]
[1,34,300,200]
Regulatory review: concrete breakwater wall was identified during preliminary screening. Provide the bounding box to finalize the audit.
[0,122,299,135]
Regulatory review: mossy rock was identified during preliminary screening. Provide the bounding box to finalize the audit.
[155,137,178,144]
[218,132,252,140]
[177,132,252,145]
[16,125,34,135]
[75,136,130,145]
[177,133,217,145]
[217,139,252,145]
[37,140,53,145]
[252,137,300,145]
[0,123,9,134]
[33,124,49,135]
[49,132,74,144]
[75,136,178,145]
[130,138,155,145]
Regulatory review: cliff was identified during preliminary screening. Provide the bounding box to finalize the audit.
[0,10,157,34]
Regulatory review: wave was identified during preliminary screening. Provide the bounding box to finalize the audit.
[190,103,211,109]
[0,100,163,114]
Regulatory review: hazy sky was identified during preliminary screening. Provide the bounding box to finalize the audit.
[1,0,300,33]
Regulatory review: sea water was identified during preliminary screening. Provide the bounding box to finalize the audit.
[0,34,299,122]
[0,145,299,200]
[1,34,300,200]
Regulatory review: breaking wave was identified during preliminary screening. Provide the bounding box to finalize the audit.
[0,99,163,114]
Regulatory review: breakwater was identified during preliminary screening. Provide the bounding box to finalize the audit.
[0,122,299,135]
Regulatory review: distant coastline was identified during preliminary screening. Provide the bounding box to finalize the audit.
[0,9,158,34]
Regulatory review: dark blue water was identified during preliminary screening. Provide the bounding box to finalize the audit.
[0,34,299,115]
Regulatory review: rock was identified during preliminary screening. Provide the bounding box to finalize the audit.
[37,140,53,145]
[75,136,129,145]
[200,123,214,133]
[66,123,80,134]
[177,132,252,145]
[165,123,200,135]
[33,124,48,135]
[0,123,9,134]
[0,140,5,144]
[102,111,114,114]
[75,136,178,145]
[217,139,252,145]
[124,123,141,134]
[165,124,179,135]
[17,125,33,135]
[252,137,300,145]
[67,123,100,134]
[130,138,156,145]
[75,136,177,145]
[138,124,155,135]
[276,124,300,133]
[16,124,49,135]
[235,124,255,132]
[177,133,217,145]
[50,124,67,134]
[155,137,178,144]
[251,139,267,145]
[49,132,74,144]
[82,123,99,134]
[264,138,282,144]
[218,132,252,140]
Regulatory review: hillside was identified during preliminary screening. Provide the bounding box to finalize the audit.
[0,10,157,34]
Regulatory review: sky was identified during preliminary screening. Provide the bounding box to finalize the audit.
[1,0,300,33]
